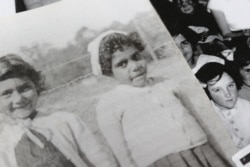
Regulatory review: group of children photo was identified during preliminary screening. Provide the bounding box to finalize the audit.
[0,0,246,166]
[152,0,250,150]
[0,29,233,167]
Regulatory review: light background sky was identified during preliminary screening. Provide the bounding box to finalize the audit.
[0,0,152,55]
[0,0,15,16]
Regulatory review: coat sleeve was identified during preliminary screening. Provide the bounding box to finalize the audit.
[64,113,116,167]
[0,150,16,167]
[0,127,18,167]
[96,96,138,167]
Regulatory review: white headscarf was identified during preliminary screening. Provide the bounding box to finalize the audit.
[87,30,127,76]
[192,54,226,74]
[192,54,227,88]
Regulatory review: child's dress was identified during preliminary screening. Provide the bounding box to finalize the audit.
[96,78,230,167]
[0,112,113,167]
[211,98,250,148]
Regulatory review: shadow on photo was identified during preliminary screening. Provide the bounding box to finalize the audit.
[15,0,62,12]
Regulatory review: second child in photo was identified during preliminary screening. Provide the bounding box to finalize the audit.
[88,30,231,167]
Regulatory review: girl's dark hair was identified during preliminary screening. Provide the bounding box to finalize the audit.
[172,32,201,64]
[0,54,45,94]
[233,46,250,86]
[234,46,250,68]
[171,25,199,48]
[195,62,241,99]
[99,32,145,76]
[199,39,229,56]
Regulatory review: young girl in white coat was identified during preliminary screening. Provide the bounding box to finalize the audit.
[88,30,231,167]
[0,54,113,167]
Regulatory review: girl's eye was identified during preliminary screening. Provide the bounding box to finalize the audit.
[180,41,190,49]
[213,89,220,93]
[229,83,235,88]
[118,61,128,68]
[245,69,250,73]
[1,90,13,97]
[181,40,190,45]
[132,52,141,61]
[19,85,32,93]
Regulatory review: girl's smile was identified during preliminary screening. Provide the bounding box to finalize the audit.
[0,77,38,119]
[131,70,147,86]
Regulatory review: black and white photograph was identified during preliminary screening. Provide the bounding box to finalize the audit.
[0,0,239,166]
[151,0,250,156]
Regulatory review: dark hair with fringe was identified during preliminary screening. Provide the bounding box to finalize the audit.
[233,46,250,86]
[199,39,228,56]
[0,54,45,94]
[99,32,145,76]
[234,46,250,68]
[195,62,241,99]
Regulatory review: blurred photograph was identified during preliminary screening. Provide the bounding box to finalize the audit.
[0,0,238,166]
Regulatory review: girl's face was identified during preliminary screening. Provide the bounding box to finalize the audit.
[111,45,147,87]
[0,77,38,119]
[178,0,195,14]
[239,64,250,87]
[174,34,193,64]
[207,72,238,110]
